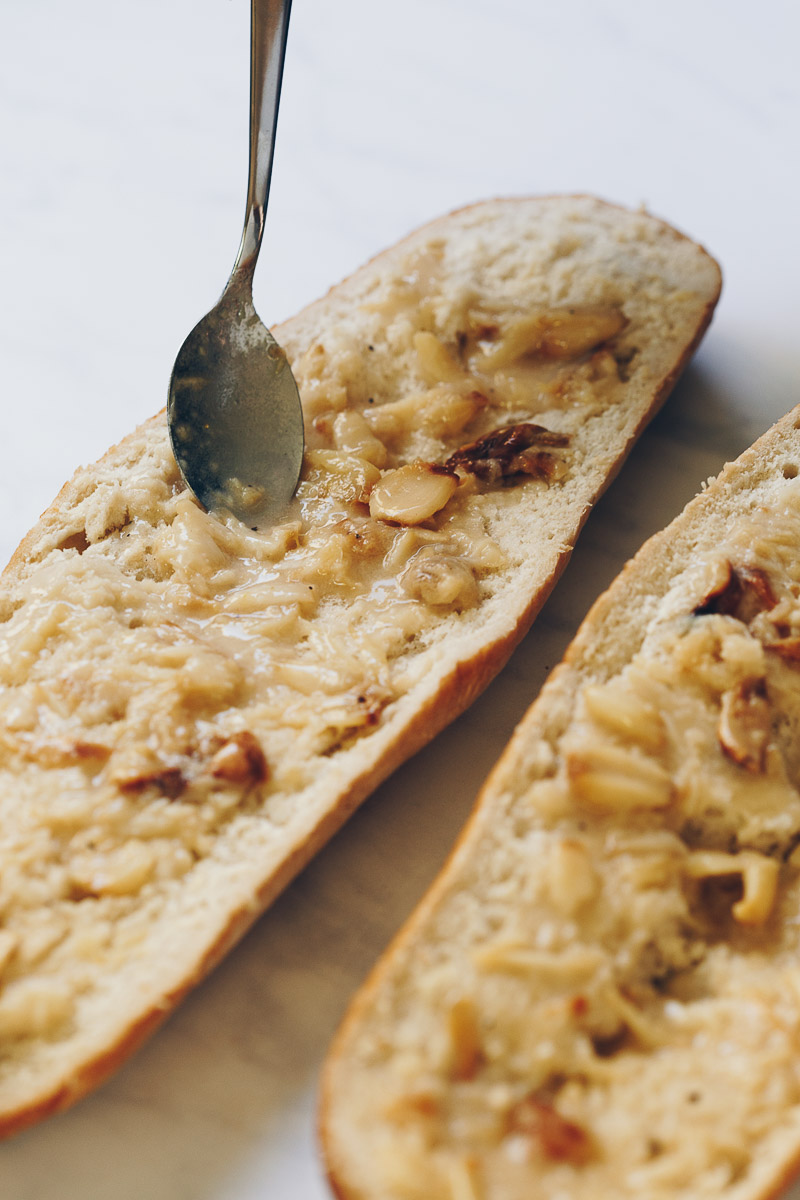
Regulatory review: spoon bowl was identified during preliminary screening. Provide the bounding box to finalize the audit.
[167,0,303,527]
[168,276,303,528]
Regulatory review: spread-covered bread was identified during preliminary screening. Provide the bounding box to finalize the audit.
[0,197,719,1135]
[321,408,800,1200]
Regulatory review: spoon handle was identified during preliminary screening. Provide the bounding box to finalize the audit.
[229,0,293,295]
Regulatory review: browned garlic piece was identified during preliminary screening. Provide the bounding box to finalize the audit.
[446,423,569,484]
[478,306,626,370]
[447,997,484,1081]
[545,838,600,915]
[209,731,268,785]
[566,743,674,811]
[400,548,479,609]
[506,1094,594,1165]
[693,560,778,622]
[332,410,388,467]
[582,679,665,753]
[684,850,779,925]
[109,744,186,800]
[365,387,486,440]
[414,330,469,386]
[718,679,770,772]
[301,450,381,505]
[369,464,459,524]
[70,840,159,900]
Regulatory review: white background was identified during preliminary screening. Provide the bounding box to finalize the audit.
[2,1,800,1195]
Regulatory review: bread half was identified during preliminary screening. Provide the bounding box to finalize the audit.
[321,406,800,1200]
[0,197,718,1136]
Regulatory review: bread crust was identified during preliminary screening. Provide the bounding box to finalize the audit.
[321,406,800,1200]
[0,196,719,1138]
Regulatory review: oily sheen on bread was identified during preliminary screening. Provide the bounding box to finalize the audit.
[321,407,800,1200]
[0,197,718,1136]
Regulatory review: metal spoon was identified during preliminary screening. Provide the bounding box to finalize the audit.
[167,0,303,528]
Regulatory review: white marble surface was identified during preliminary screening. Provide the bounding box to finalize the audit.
[2,0,800,1194]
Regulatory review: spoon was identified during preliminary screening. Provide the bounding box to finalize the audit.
[167,0,304,528]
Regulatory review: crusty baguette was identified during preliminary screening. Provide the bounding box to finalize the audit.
[0,196,718,1137]
[321,406,800,1200]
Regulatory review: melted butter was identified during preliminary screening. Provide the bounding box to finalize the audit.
[0,284,631,1044]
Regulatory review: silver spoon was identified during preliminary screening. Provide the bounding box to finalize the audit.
[167,0,303,528]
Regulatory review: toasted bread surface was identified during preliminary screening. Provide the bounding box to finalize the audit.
[0,197,719,1135]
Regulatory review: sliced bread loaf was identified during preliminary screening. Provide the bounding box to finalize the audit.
[0,197,719,1135]
[321,407,800,1200]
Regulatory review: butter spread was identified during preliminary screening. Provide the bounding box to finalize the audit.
[0,260,627,1049]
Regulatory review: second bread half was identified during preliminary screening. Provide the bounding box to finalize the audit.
[321,408,800,1200]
